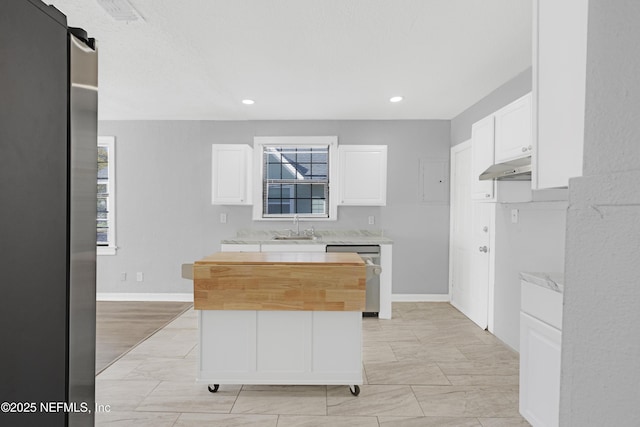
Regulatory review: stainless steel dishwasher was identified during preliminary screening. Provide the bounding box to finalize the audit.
[326,245,381,317]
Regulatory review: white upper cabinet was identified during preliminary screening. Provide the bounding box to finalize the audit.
[338,145,387,206]
[532,0,588,189]
[211,144,252,205]
[494,93,533,163]
[471,97,532,203]
[471,115,496,201]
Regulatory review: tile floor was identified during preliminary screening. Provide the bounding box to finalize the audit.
[95,302,530,426]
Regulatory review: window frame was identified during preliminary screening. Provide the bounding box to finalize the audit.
[253,136,338,221]
[97,136,117,255]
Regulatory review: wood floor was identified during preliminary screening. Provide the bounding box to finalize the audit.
[96,301,192,374]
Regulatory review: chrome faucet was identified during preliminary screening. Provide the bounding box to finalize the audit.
[293,214,300,236]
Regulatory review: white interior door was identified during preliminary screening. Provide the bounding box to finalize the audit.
[468,201,492,329]
[449,142,473,317]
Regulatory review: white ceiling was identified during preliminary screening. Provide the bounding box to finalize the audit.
[48,0,532,121]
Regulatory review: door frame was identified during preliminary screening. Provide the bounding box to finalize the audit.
[448,140,471,302]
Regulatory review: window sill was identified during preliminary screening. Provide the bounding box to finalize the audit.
[97,246,117,256]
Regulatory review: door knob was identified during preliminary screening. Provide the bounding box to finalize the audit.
[479,246,488,253]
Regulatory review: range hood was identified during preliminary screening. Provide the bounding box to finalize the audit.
[479,156,532,181]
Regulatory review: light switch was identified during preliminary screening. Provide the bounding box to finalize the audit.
[368,216,375,225]
[136,272,144,282]
[511,209,519,224]
[220,213,227,224]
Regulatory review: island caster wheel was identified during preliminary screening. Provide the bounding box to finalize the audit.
[349,385,360,396]
[208,384,219,393]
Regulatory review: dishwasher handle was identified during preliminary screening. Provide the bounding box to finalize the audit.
[361,256,382,276]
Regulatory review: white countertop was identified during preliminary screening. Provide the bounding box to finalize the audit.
[221,229,393,245]
[520,272,564,294]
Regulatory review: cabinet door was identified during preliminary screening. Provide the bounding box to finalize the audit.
[220,244,261,252]
[260,244,326,252]
[495,93,532,163]
[520,312,561,427]
[471,115,496,201]
[338,145,387,206]
[532,0,587,189]
[212,144,252,205]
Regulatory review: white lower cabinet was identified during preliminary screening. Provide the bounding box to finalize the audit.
[520,280,563,427]
[198,310,362,385]
[220,243,260,252]
[259,244,326,252]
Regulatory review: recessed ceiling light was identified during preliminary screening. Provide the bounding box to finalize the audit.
[242,99,255,105]
[389,96,403,103]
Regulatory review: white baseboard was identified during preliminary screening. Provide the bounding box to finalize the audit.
[392,294,450,302]
[97,292,193,302]
[98,293,447,303]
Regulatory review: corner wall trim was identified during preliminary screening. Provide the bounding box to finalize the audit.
[96,292,193,302]
[392,294,450,302]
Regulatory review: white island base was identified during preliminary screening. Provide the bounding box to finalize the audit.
[197,310,362,393]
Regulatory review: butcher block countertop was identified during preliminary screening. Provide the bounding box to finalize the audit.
[193,252,365,311]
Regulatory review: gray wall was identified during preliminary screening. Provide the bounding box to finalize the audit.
[97,120,451,296]
[560,1,640,425]
[450,67,532,146]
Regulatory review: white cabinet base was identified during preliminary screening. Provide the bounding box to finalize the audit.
[197,310,362,385]
[520,311,561,427]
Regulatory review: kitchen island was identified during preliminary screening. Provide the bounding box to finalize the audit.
[193,251,365,394]
[219,229,393,319]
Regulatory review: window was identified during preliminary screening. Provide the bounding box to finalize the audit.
[97,136,116,255]
[253,136,338,220]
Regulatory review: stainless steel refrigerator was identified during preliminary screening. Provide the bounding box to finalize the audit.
[0,1,98,426]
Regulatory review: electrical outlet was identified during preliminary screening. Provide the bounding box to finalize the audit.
[136,272,144,282]
[511,209,519,224]
[368,216,375,225]
[220,213,227,224]
[120,272,127,281]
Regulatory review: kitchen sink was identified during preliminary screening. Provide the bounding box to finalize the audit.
[272,235,318,241]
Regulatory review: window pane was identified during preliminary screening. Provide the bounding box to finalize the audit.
[97,228,108,245]
[312,149,327,163]
[97,198,107,212]
[296,184,311,198]
[267,183,281,198]
[97,183,107,195]
[281,200,293,214]
[267,152,281,163]
[266,202,282,214]
[297,151,311,162]
[267,164,281,179]
[311,184,325,198]
[281,163,297,179]
[311,163,327,179]
[98,146,108,179]
[296,199,312,213]
[281,184,294,198]
[298,164,312,178]
[312,199,326,214]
